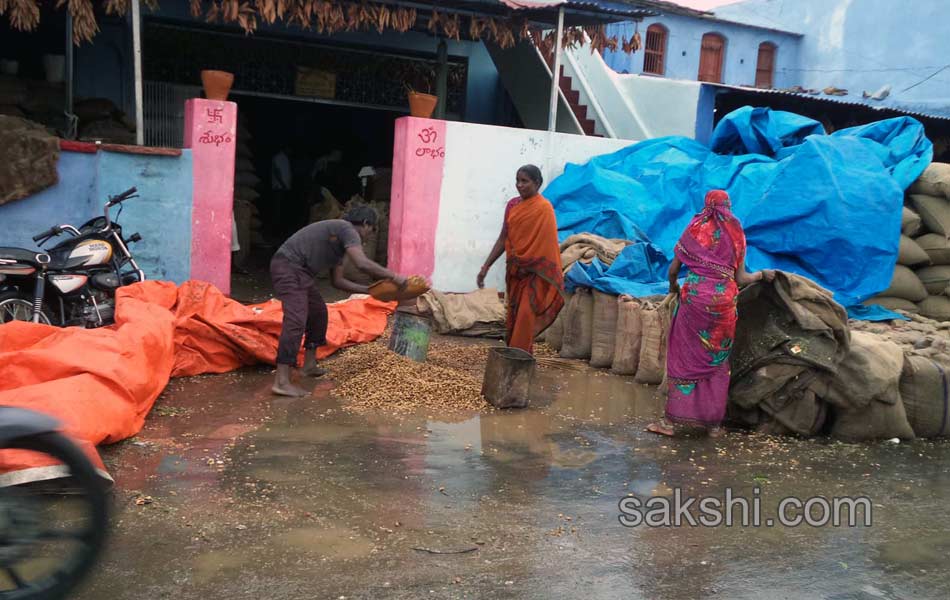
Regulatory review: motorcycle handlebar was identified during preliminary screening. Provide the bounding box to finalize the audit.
[32,226,61,242]
[108,187,138,205]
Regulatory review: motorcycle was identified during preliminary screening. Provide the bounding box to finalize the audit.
[0,407,109,599]
[0,187,145,327]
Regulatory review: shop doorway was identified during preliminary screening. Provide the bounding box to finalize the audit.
[232,93,400,252]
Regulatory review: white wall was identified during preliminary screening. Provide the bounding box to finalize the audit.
[612,73,704,139]
[563,42,704,140]
[431,123,635,293]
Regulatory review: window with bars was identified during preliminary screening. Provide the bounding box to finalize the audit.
[643,24,668,76]
[755,42,777,88]
[698,33,726,83]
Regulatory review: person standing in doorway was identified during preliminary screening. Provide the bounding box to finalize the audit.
[270,205,406,397]
[271,146,293,237]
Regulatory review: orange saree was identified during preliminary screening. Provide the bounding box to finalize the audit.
[504,194,565,354]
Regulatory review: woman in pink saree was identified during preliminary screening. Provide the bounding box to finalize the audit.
[648,190,774,437]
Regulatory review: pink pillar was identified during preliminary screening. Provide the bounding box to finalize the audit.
[183,98,237,295]
[389,117,446,278]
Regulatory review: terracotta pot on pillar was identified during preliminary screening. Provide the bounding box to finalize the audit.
[201,70,234,101]
[408,91,438,119]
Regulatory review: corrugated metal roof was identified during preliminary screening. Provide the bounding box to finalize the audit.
[500,0,658,17]
[453,0,659,22]
[500,0,656,17]
[708,83,950,123]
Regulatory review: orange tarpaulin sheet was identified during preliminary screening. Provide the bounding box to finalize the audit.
[0,281,395,485]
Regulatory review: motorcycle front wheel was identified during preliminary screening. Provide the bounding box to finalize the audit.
[0,432,109,600]
[0,292,51,326]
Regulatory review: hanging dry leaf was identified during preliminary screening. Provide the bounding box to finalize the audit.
[486,17,498,41]
[104,0,128,15]
[377,4,391,33]
[517,18,531,41]
[253,0,275,24]
[344,2,359,30]
[2,0,41,32]
[442,13,460,40]
[328,3,345,31]
[468,16,485,40]
[427,9,441,34]
[56,0,99,43]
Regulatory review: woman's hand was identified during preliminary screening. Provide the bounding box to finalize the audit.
[476,266,487,289]
[669,278,680,295]
[760,269,777,283]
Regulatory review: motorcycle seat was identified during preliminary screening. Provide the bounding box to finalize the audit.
[0,247,50,267]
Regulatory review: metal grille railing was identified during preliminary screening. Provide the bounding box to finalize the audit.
[143,81,199,148]
[143,22,467,116]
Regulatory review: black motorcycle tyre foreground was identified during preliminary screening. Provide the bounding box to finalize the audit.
[0,433,109,600]
[0,292,52,326]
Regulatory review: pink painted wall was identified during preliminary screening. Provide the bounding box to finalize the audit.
[388,117,446,278]
[183,99,237,295]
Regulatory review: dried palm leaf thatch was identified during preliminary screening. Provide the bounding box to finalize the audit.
[3,0,641,54]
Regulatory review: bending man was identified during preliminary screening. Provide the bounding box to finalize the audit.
[270,206,405,397]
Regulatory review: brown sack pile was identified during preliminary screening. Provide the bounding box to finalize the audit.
[866,163,950,319]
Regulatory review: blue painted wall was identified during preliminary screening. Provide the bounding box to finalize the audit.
[97,151,193,282]
[715,0,950,117]
[0,149,194,283]
[75,10,504,125]
[603,13,801,89]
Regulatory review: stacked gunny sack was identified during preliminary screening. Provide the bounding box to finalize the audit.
[545,288,671,385]
[867,163,950,320]
[546,289,673,387]
[543,232,950,442]
[544,234,676,386]
[232,116,265,264]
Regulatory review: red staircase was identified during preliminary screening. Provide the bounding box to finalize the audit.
[540,45,603,137]
[558,66,601,137]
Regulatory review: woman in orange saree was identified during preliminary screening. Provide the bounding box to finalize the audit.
[477,165,565,354]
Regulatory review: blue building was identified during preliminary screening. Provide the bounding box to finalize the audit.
[714,0,950,120]
[603,5,802,89]
[593,0,949,159]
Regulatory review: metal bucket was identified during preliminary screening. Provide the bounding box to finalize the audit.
[481,347,536,409]
[388,309,432,362]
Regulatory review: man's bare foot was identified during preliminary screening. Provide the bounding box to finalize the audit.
[646,421,676,437]
[707,426,725,438]
[302,364,327,378]
[272,382,309,397]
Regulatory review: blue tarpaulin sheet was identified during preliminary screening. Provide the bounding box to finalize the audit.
[546,107,933,320]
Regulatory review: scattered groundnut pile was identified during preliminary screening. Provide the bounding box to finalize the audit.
[851,311,950,364]
[326,341,489,414]
[425,342,492,380]
[532,342,560,359]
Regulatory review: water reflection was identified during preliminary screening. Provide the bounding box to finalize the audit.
[85,365,950,600]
